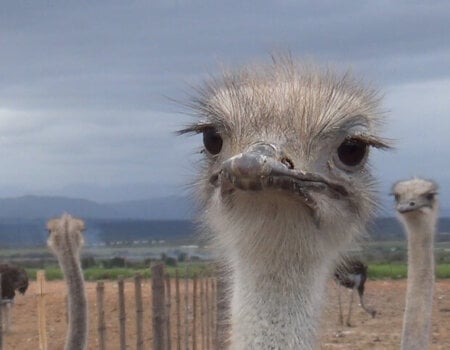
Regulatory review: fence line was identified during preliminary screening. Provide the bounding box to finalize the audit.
[7,264,223,349]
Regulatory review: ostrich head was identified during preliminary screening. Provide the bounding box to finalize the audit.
[392,178,438,218]
[181,58,389,262]
[47,213,85,257]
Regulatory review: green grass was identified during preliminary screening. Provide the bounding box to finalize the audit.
[368,263,407,279]
[24,261,450,281]
[368,263,450,279]
[436,264,450,278]
[25,261,213,281]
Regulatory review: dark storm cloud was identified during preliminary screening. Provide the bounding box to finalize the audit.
[0,0,449,203]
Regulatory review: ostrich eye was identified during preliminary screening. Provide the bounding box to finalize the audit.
[394,193,400,202]
[337,139,367,167]
[203,127,223,155]
[425,193,435,201]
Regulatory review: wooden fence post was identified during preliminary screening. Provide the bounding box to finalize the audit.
[184,263,189,350]
[118,276,126,350]
[36,270,47,350]
[205,277,210,349]
[175,270,182,350]
[192,274,197,350]
[134,274,144,350]
[211,277,216,348]
[200,277,205,350]
[165,273,172,350]
[96,281,106,350]
[152,263,166,350]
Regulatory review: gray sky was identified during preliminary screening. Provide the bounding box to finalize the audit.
[1,0,449,212]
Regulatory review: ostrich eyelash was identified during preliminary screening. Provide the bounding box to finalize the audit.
[346,134,392,150]
[177,122,217,135]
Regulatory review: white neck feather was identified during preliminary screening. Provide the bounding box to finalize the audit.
[400,211,436,350]
[208,194,356,349]
[229,253,331,349]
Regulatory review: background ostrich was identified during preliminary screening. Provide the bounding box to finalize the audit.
[0,264,28,300]
[47,213,87,350]
[392,178,438,350]
[181,56,389,349]
[333,257,376,326]
[0,263,29,332]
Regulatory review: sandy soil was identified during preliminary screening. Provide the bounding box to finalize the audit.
[3,279,450,349]
[320,280,450,350]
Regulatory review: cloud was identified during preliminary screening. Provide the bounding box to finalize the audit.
[0,0,449,202]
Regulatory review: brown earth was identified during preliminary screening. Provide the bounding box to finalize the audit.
[3,279,450,349]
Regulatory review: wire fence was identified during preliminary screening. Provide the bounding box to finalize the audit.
[7,263,229,350]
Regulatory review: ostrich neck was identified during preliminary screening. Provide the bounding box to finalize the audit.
[59,249,87,350]
[401,216,435,350]
[230,256,330,350]
[219,217,339,350]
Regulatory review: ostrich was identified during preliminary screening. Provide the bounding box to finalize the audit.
[47,213,87,350]
[333,257,376,326]
[0,263,29,331]
[392,178,438,350]
[0,263,28,300]
[180,56,389,349]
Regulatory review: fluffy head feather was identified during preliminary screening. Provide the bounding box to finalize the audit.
[182,57,389,254]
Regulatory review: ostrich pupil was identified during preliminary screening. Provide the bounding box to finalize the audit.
[337,139,367,166]
[203,128,223,155]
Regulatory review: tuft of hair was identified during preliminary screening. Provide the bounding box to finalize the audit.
[392,177,438,198]
[180,55,390,245]
[47,213,85,255]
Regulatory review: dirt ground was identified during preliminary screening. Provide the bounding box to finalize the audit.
[3,279,450,349]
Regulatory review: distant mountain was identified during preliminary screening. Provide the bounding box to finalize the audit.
[0,194,449,247]
[0,195,192,220]
[105,196,194,220]
[0,218,196,247]
[0,195,116,219]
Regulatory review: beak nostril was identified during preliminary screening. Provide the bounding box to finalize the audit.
[281,157,294,170]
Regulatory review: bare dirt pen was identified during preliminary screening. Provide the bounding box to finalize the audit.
[3,279,450,349]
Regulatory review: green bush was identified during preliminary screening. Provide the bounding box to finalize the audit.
[102,257,126,268]
[367,263,407,279]
[81,256,96,269]
[164,257,177,267]
[177,252,187,262]
[436,264,450,278]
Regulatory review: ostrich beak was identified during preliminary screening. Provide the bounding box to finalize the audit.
[211,142,348,202]
[396,199,431,213]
